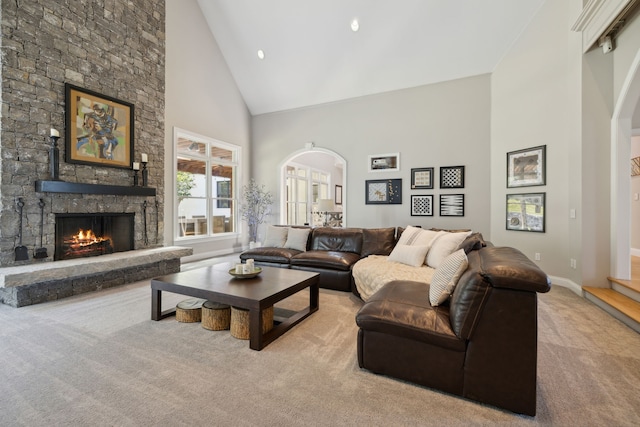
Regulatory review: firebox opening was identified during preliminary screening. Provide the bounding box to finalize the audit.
[55,213,134,261]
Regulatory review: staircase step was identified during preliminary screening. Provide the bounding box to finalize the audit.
[583,287,640,333]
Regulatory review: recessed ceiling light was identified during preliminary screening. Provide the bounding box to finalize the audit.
[350,19,359,32]
[257,49,265,60]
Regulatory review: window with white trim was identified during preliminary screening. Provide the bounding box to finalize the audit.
[175,129,239,239]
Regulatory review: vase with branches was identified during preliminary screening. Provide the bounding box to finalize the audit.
[240,179,274,244]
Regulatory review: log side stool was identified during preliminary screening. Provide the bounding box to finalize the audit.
[230,306,274,340]
[175,298,205,323]
[201,300,231,331]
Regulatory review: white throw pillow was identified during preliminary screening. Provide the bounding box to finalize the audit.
[387,244,430,267]
[429,249,468,306]
[263,225,288,248]
[284,227,310,251]
[397,226,444,247]
[426,231,472,269]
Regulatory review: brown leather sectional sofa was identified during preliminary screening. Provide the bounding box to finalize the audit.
[241,226,551,415]
[240,226,396,292]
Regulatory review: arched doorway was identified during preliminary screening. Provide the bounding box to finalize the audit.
[279,147,347,227]
[611,48,640,279]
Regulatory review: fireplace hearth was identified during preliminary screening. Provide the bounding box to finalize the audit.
[55,213,134,261]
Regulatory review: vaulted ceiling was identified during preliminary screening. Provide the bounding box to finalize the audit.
[197,0,547,116]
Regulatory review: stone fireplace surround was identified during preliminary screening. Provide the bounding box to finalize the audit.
[0,246,192,308]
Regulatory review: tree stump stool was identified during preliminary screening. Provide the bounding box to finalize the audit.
[201,300,231,331]
[175,298,205,323]
[230,306,274,340]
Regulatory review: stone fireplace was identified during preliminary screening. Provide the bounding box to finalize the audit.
[55,213,135,261]
[0,2,184,308]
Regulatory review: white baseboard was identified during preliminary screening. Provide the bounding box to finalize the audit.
[631,248,640,257]
[548,275,582,296]
[182,248,242,264]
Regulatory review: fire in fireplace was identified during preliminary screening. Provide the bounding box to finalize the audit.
[55,213,134,261]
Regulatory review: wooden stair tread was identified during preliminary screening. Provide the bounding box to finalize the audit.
[608,275,640,293]
[583,287,640,324]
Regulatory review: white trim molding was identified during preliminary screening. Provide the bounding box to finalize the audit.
[548,275,583,296]
[571,0,637,53]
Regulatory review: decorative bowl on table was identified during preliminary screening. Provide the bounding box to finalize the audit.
[228,266,262,279]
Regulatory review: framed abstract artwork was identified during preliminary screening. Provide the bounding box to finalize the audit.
[368,153,400,172]
[440,166,465,189]
[65,83,134,169]
[411,167,434,189]
[365,179,402,204]
[507,145,546,188]
[411,195,434,216]
[506,192,545,232]
[440,194,464,216]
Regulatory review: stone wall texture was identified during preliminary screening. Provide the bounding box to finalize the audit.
[0,0,166,267]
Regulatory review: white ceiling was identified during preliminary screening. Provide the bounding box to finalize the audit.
[197,0,546,116]
[197,0,640,128]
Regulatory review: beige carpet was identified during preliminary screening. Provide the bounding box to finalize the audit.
[1,271,639,426]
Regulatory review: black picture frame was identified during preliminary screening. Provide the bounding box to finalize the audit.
[507,145,546,188]
[365,179,402,204]
[65,83,134,169]
[411,195,434,216]
[335,184,343,205]
[506,192,545,232]
[411,167,434,189]
[440,166,465,189]
[440,194,465,216]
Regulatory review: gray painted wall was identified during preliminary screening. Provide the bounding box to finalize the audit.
[165,0,251,260]
[491,0,584,286]
[252,74,492,236]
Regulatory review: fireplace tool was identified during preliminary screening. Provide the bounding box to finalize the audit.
[143,200,149,245]
[15,198,29,261]
[34,199,48,259]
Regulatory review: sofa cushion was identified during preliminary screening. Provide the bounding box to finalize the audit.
[284,227,311,251]
[397,225,443,247]
[311,227,363,253]
[426,231,471,268]
[361,227,396,257]
[240,247,302,264]
[429,249,468,306]
[352,255,435,301]
[356,280,465,352]
[456,232,486,254]
[263,225,289,247]
[388,244,430,267]
[291,250,361,271]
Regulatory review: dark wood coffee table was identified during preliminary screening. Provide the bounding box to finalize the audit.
[150,266,319,350]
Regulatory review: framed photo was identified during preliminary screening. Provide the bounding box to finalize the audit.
[368,153,400,172]
[440,194,464,216]
[506,193,545,232]
[335,184,343,205]
[411,167,434,189]
[65,83,134,169]
[632,157,640,176]
[507,145,546,187]
[365,179,402,204]
[411,195,434,216]
[440,166,465,189]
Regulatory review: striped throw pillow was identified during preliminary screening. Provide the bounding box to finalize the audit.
[429,249,468,306]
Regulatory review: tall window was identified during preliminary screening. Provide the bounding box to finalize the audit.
[175,129,239,239]
[285,164,329,226]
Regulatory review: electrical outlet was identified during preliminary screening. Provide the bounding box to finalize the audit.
[570,259,577,269]
[534,253,541,261]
